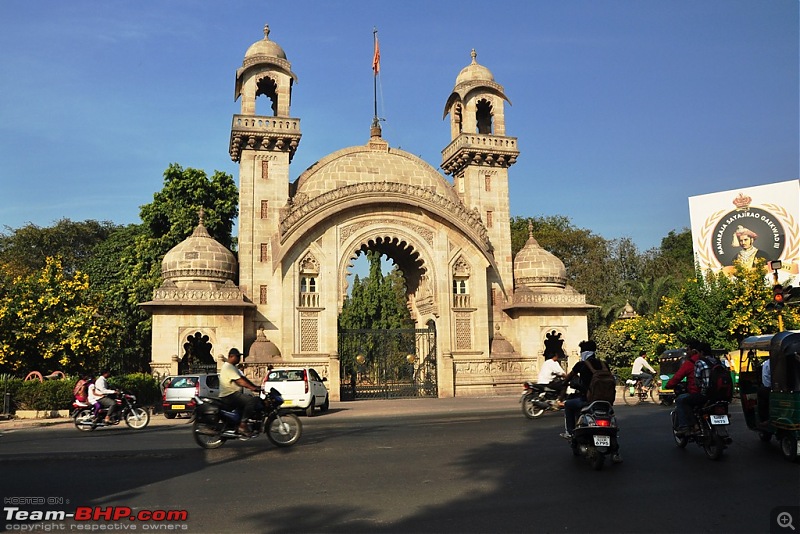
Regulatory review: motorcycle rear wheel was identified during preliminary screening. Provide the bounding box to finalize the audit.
[703,433,725,460]
[266,413,302,447]
[124,408,150,429]
[192,420,225,449]
[73,409,96,432]
[522,396,544,419]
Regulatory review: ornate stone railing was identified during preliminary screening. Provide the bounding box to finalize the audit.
[229,114,301,162]
[441,133,519,176]
[452,294,471,308]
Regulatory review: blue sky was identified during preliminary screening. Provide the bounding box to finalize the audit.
[0,1,797,252]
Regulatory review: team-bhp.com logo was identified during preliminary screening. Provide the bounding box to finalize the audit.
[4,505,188,530]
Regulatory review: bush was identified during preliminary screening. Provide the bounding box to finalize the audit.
[13,379,74,411]
[5,373,160,412]
[109,373,160,407]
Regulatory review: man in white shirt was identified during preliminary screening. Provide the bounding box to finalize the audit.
[94,370,118,423]
[631,351,657,388]
[538,352,566,387]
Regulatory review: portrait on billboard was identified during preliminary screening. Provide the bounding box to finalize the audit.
[689,181,799,283]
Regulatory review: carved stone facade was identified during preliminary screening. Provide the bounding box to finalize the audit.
[142,25,595,396]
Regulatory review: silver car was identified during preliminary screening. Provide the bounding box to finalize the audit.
[162,374,220,419]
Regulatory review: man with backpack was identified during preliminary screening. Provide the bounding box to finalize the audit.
[560,340,616,439]
[695,342,733,403]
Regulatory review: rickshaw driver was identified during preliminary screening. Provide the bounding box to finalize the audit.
[666,341,704,434]
[758,357,771,425]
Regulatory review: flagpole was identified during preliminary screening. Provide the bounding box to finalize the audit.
[371,28,380,134]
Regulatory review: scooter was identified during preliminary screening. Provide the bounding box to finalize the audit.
[568,400,621,471]
[520,381,563,419]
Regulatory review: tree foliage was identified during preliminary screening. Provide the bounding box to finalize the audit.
[0,219,117,279]
[0,258,106,374]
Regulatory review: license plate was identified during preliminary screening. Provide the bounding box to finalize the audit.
[172,404,185,410]
[710,415,729,425]
[593,435,610,447]
[282,400,293,406]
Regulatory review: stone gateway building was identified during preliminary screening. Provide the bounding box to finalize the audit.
[142,25,595,401]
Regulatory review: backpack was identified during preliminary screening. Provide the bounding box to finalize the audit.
[585,359,616,404]
[701,357,733,402]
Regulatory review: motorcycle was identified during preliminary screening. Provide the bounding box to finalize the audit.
[520,381,563,419]
[670,385,732,460]
[191,387,302,449]
[568,400,621,471]
[72,392,150,432]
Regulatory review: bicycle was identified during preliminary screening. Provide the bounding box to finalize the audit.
[622,375,659,405]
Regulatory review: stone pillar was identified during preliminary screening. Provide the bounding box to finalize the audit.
[328,352,341,402]
[439,352,455,398]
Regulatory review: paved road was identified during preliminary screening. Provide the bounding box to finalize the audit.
[1,397,797,534]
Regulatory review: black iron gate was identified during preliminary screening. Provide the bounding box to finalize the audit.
[339,326,437,400]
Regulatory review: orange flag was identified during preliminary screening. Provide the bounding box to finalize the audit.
[372,32,380,75]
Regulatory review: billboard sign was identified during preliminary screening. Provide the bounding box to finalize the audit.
[689,180,799,283]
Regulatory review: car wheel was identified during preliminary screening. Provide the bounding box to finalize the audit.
[319,395,330,412]
[305,398,315,417]
[164,411,177,419]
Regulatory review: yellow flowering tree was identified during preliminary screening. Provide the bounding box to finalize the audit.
[0,257,106,374]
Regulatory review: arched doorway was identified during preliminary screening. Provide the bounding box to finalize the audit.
[338,323,436,400]
[337,239,438,400]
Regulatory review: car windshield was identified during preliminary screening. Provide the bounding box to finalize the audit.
[168,377,198,388]
[266,370,304,382]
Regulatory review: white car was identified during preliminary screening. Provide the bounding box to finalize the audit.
[262,367,329,416]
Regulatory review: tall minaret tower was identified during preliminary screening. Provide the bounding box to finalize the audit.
[441,50,519,306]
[229,25,301,335]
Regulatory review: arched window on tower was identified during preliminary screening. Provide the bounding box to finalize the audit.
[476,99,493,135]
[452,256,471,308]
[299,252,320,308]
[256,75,279,116]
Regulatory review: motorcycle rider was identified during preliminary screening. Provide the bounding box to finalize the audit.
[560,340,622,463]
[219,348,261,437]
[94,370,119,424]
[560,340,599,438]
[538,349,566,390]
[631,350,657,388]
[666,341,705,434]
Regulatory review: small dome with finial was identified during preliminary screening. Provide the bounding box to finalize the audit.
[244,24,288,60]
[513,221,567,289]
[161,210,237,284]
[455,49,495,85]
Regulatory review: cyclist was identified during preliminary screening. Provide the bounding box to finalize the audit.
[631,350,657,388]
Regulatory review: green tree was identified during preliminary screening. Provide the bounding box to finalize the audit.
[139,163,239,252]
[0,257,106,374]
[0,219,117,278]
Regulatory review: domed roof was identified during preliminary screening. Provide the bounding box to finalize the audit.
[161,219,237,284]
[293,140,461,205]
[244,24,287,60]
[513,224,567,289]
[246,329,282,363]
[455,49,495,86]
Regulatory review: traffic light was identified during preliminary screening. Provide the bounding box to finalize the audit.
[772,284,791,310]
[770,284,785,310]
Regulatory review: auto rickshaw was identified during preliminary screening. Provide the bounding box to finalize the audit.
[738,331,800,462]
[658,349,686,406]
